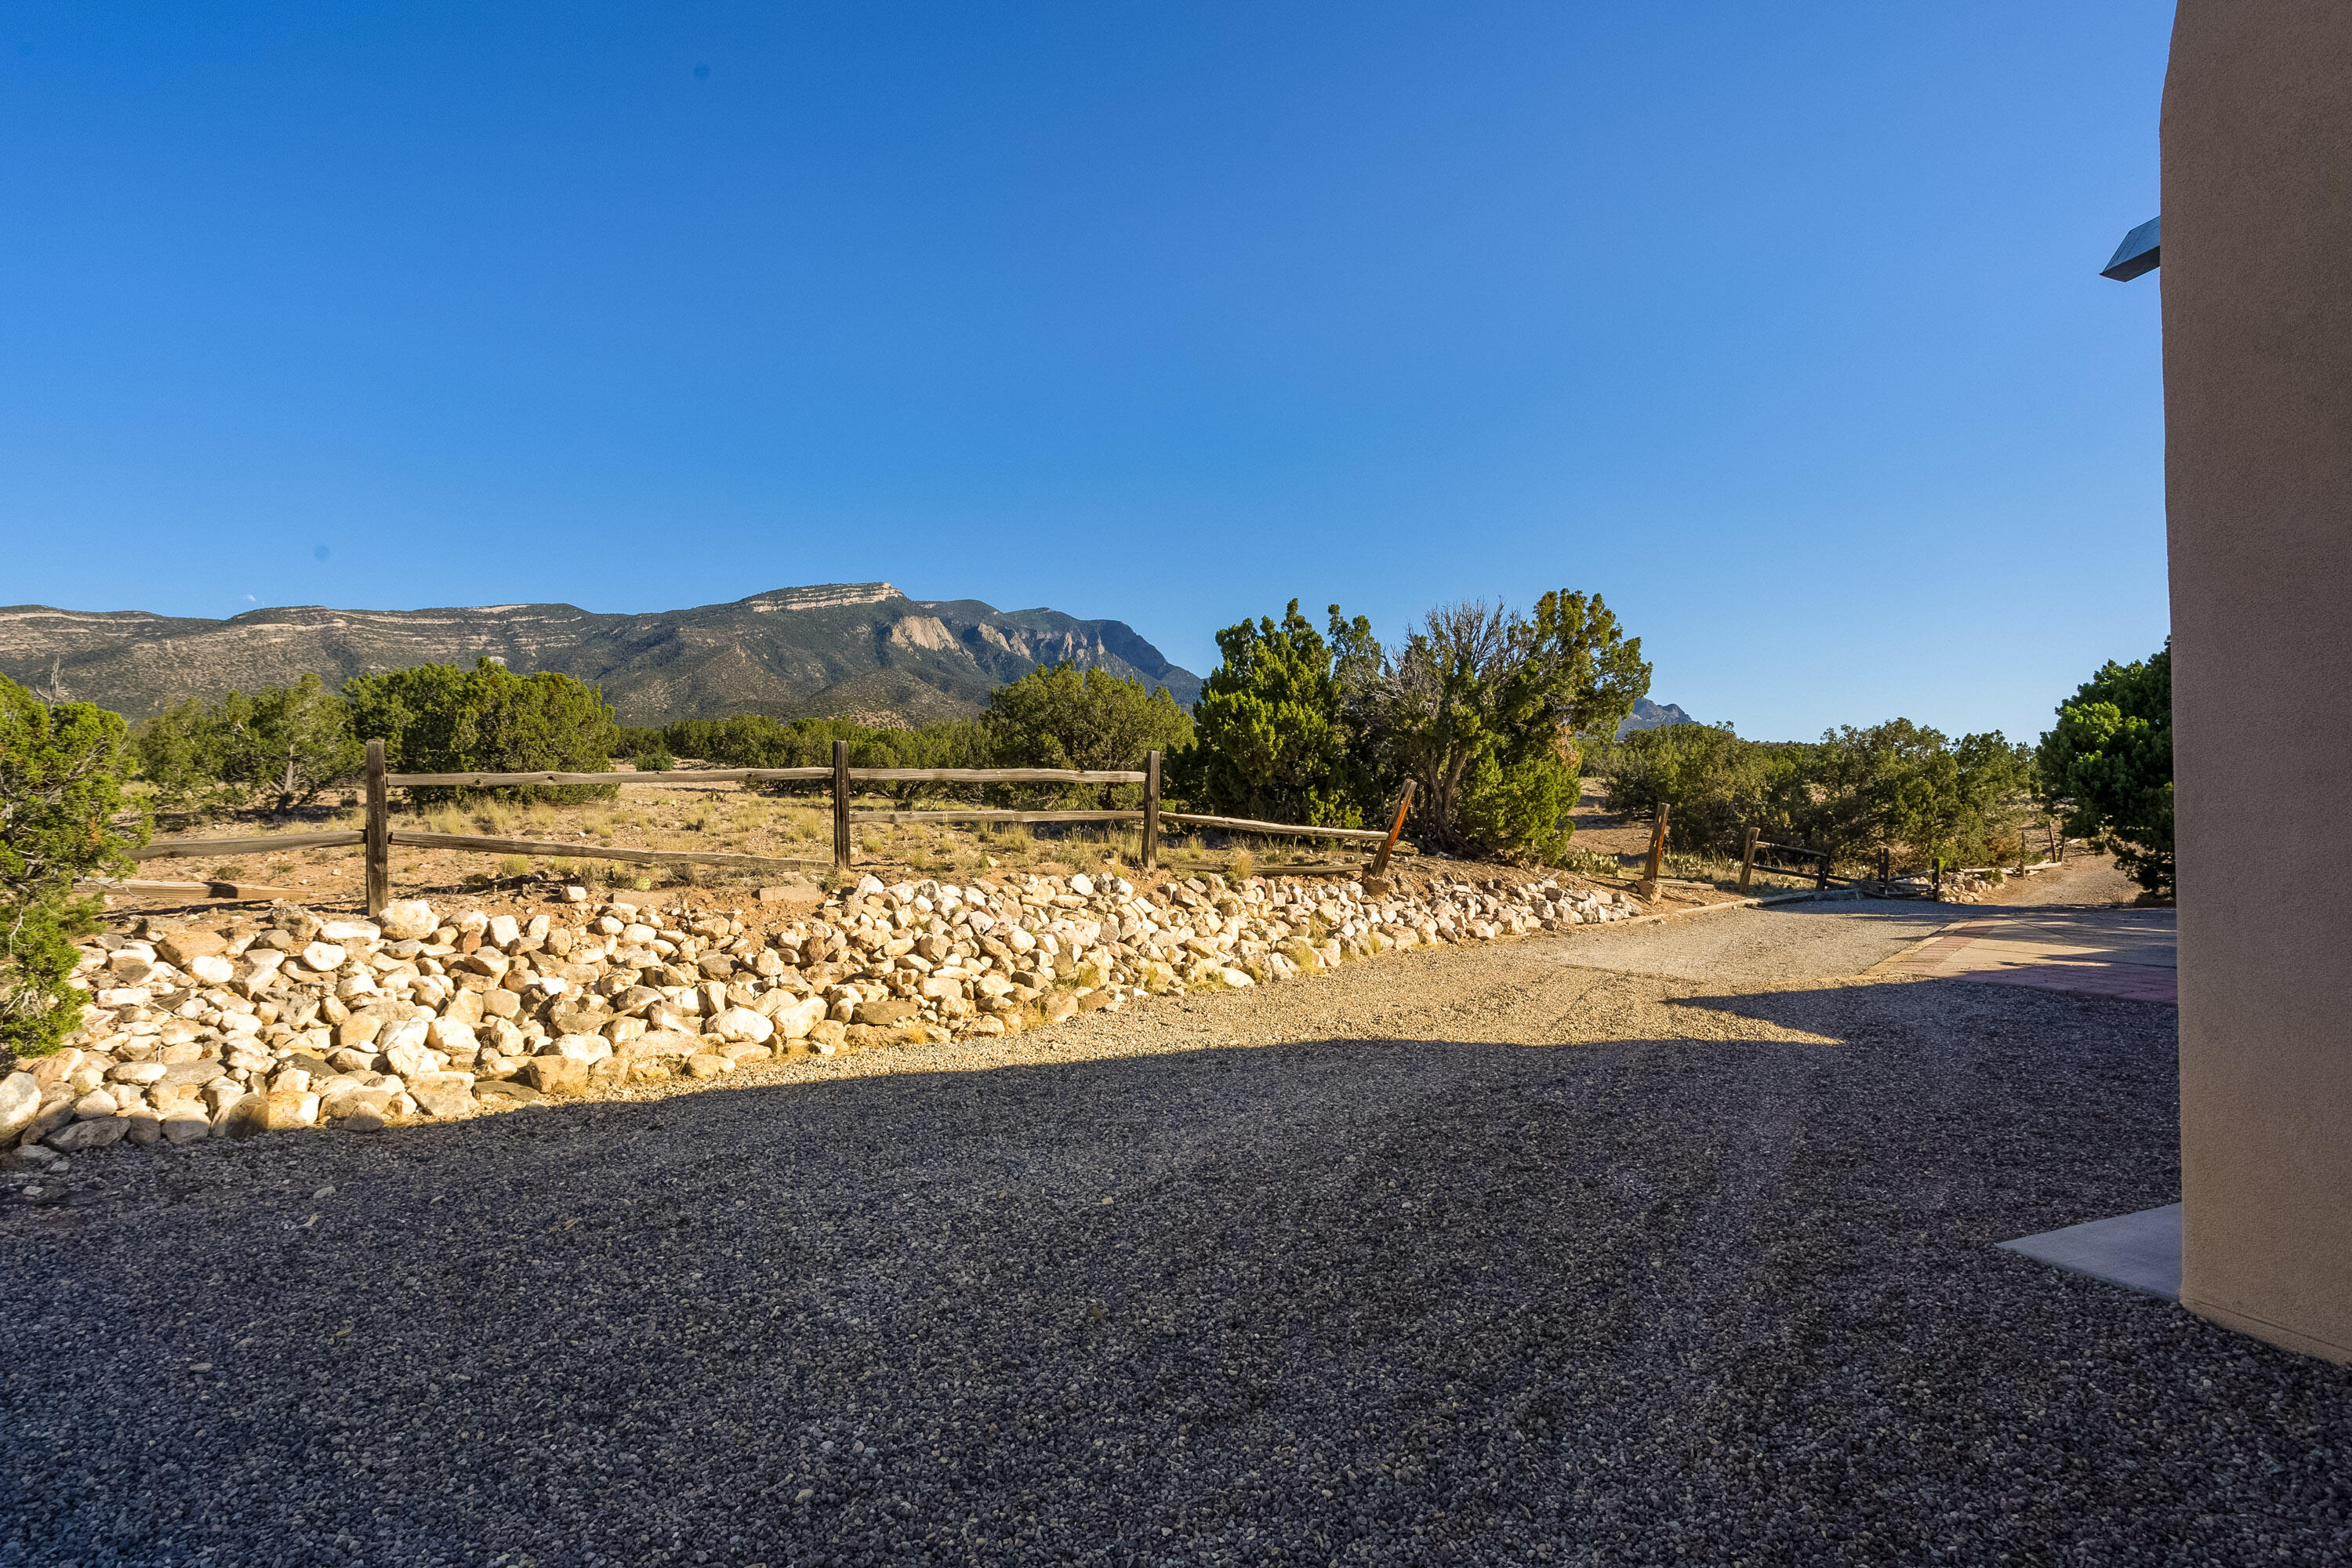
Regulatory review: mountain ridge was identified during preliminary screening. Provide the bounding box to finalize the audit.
[1615,697,1696,738]
[0,584,1203,727]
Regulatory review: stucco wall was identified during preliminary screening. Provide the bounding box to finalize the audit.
[2164,0,2352,1362]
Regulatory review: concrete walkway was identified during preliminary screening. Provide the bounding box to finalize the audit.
[1871,905,2177,1004]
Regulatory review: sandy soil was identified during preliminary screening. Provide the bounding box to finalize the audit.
[1973,851,2151,908]
[103,773,1754,940]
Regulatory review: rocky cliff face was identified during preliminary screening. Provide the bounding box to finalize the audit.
[0,585,1202,725]
[1614,698,1695,738]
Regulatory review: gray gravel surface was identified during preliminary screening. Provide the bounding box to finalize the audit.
[7,907,2348,1566]
[1558,897,1957,985]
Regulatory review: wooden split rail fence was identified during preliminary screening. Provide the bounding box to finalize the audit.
[130,741,1407,916]
[1633,809,1832,895]
[1736,826,1834,892]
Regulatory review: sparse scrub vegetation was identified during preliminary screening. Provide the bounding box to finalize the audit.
[1593,717,2033,877]
[1180,590,1645,865]
[344,656,619,804]
[132,673,362,816]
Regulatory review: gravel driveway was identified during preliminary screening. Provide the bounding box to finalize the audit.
[7,903,2347,1566]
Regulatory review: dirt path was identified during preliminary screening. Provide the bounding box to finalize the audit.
[9,904,2340,1566]
[1975,851,2150,908]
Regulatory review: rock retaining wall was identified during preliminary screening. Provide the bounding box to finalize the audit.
[2,870,1645,1162]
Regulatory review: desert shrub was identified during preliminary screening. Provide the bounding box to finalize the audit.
[984,664,1192,771]
[1354,590,1649,860]
[632,747,675,773]
[2,677,147,1058]
[1599,724,1804,856]
[344,658,619,804]
[1178,600,1376,826]
[1797,720,2033,874]
[1177,589,1646,862]
[984,665,1191,810]
[614,725,667,757]
[1599,716,2030,873]
[1455,746,1581,864]
[132,673,363,815]
[2038,642,2172,895]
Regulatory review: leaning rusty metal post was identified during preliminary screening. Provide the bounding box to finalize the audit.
[831,740,852,875]
[1141,750,1161,871]
[1365,779,1415,887]
[364,739,390,917]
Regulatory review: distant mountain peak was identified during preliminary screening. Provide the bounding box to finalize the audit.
[0,586,1201,725]
[1616,697,1695,738]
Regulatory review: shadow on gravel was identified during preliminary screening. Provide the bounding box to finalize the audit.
[6,980,2348,1567]
[1661,968,2183,1038]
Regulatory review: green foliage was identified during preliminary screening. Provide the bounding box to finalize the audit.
[631,748,675,773]
[2038,642,2172,895]
[344,658,620,804]
[1,676,146,1058]
[1455,747,1581,865]
[132,673,363,815]
[1179,588,1644,862]
[1806,720,2032,871]
[1599,724,1803,855]
[1601,717,2031,873]
[1359,591,1650,859]
[982,664,1193,773]
[658,711,995,803]
[1181,601,1371,826]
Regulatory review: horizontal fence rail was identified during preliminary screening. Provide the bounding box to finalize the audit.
[1159,811,1392,844]
[129,742,1426,914]
[385,768,829,787]
[378,766,1148,787]
[387,830,830,874]
[849,809,1143,826]
[132,831,364,861]
[833,767,1148,785]
[1737,827,1833,892]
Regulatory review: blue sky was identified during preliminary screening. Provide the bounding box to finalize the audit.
[1,2,2171,742]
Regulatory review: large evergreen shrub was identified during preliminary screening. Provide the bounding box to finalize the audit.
[1,676,146,1058]
[132,673,363,815]
[344,658,620,803]
[2037,642,2172,895]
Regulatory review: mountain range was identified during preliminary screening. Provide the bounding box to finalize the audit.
[0,584,1203,727]
[1616,698,1696,737]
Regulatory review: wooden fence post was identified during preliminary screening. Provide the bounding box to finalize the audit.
[364,739,389,917]
[1367,779,1415,884]
[1639,804,1669,896]
[1737,825,1757,893]
[1814,848,1829,892]
[831,740,851,875]
[1142,750,1160,871]
[1878,846,1890,895]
